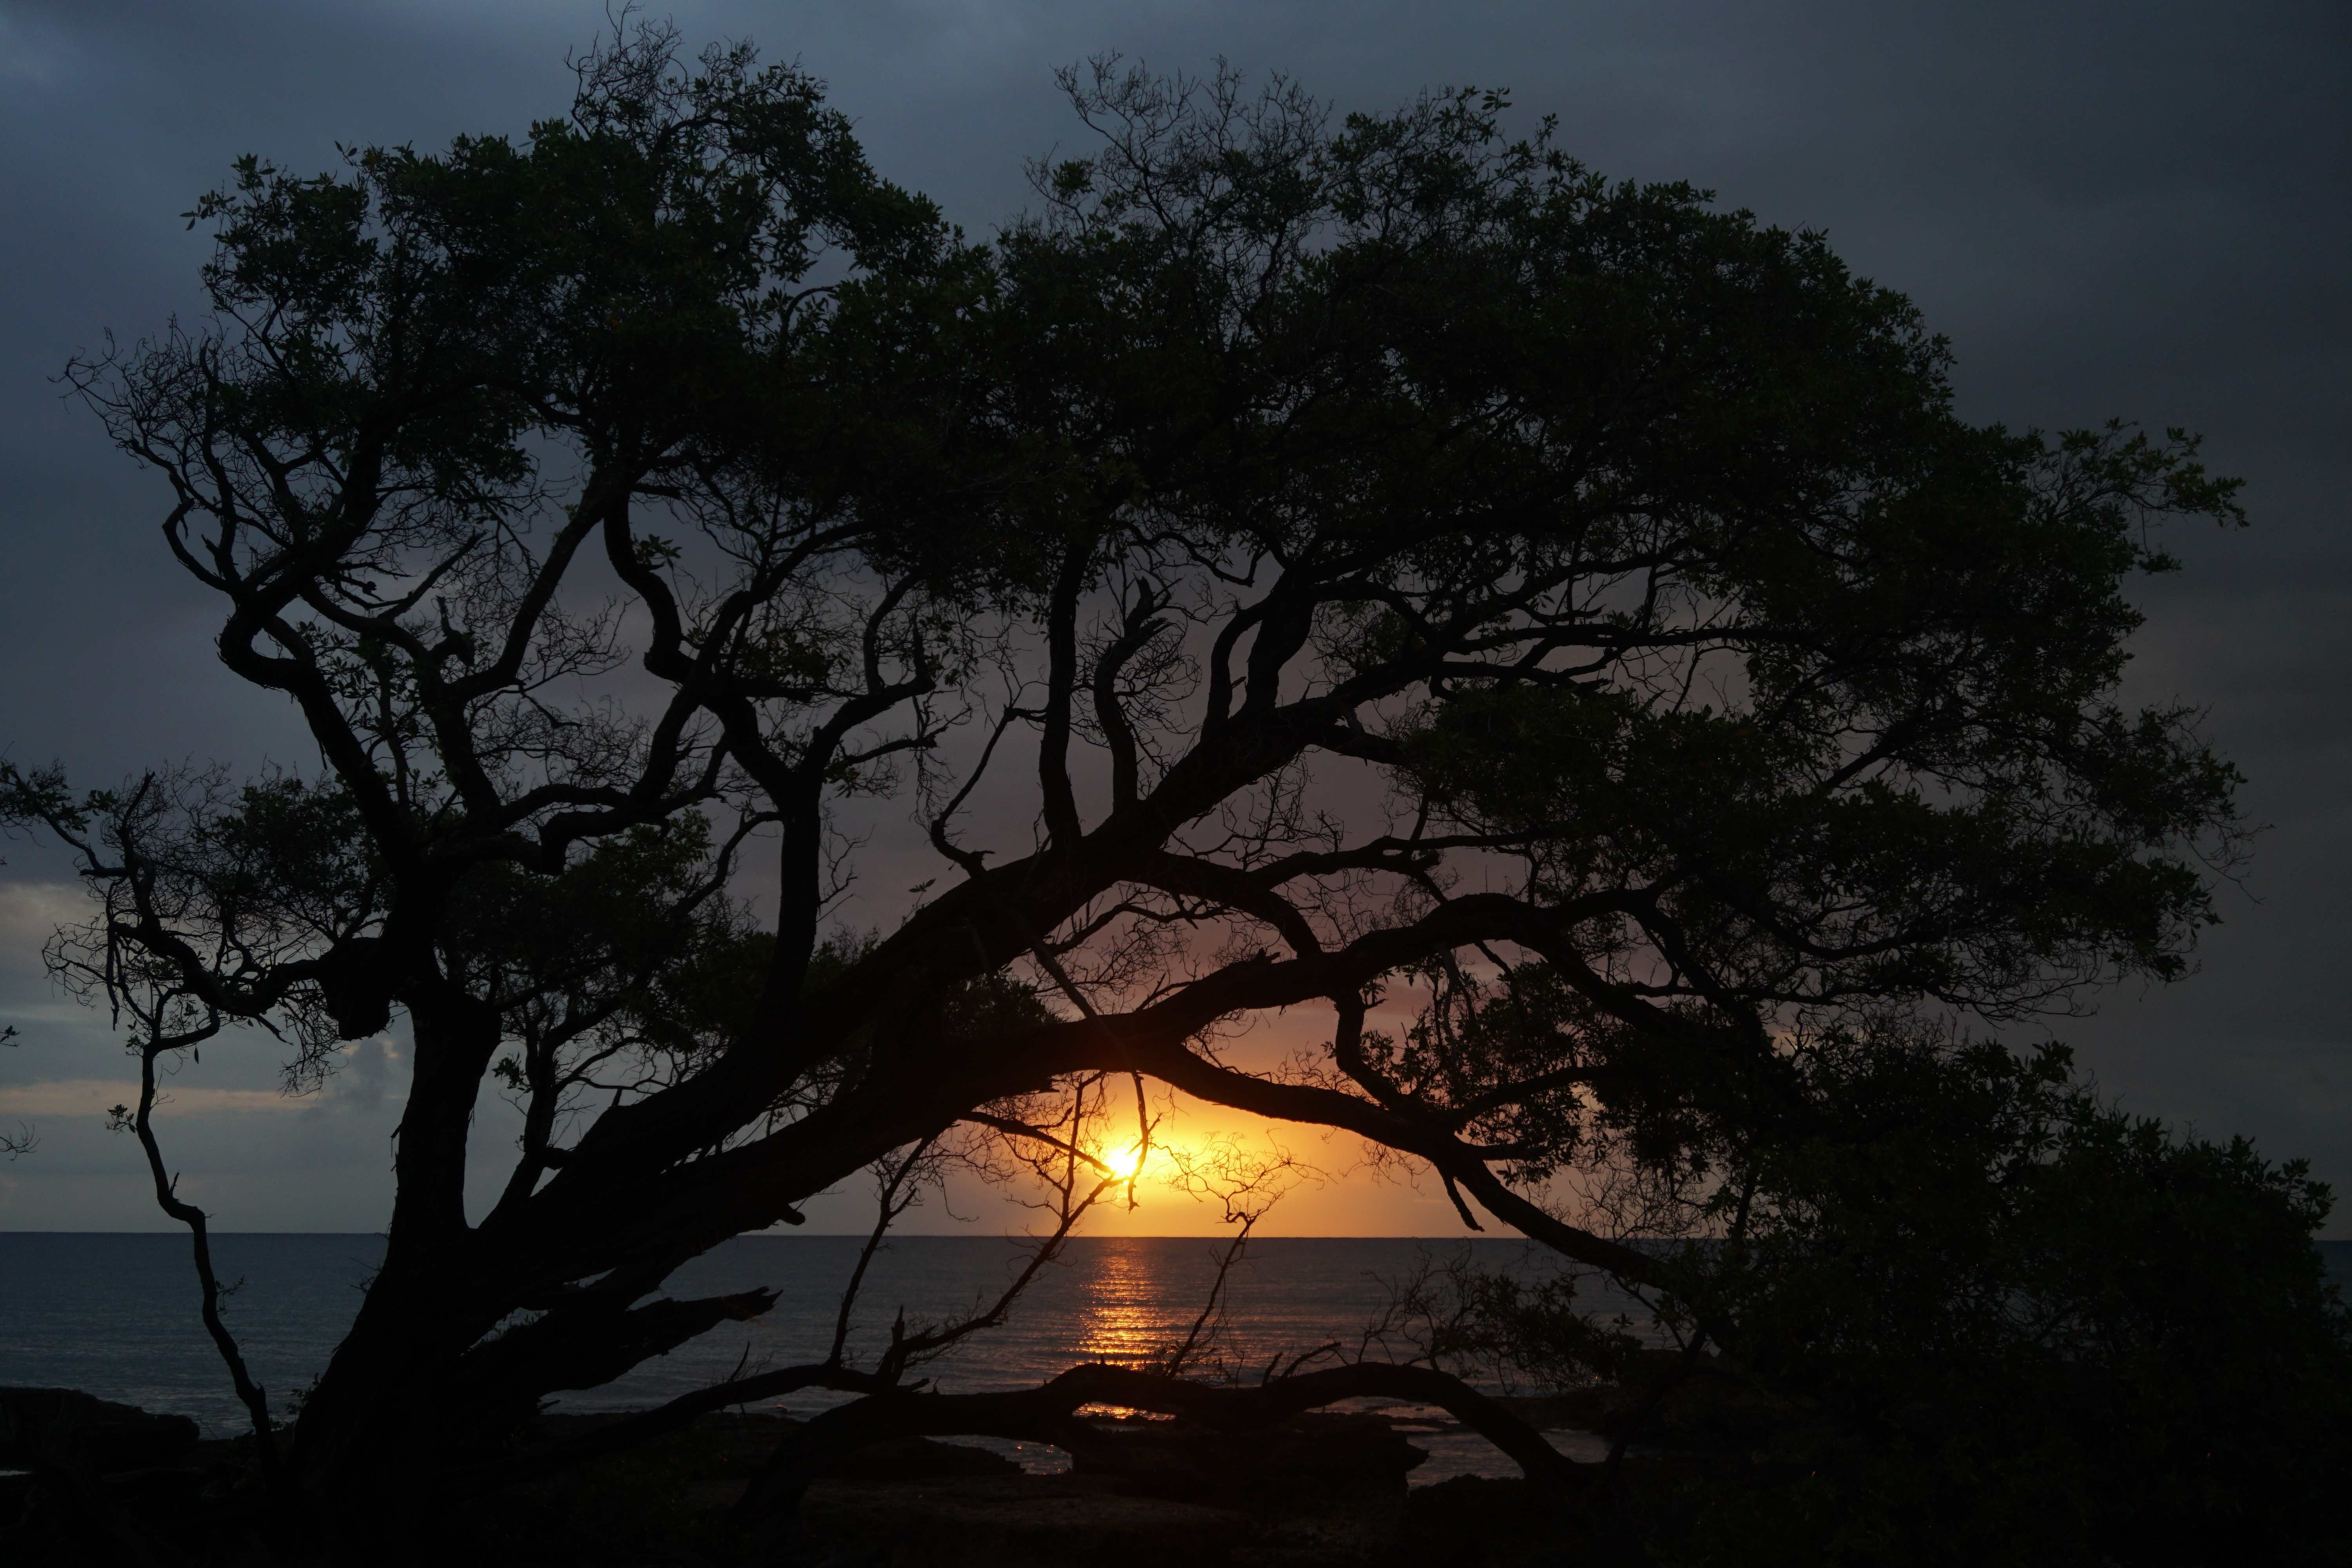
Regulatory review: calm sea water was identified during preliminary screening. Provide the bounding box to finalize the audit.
[7,1234,2348,1481]
[0,1234,1630,1478]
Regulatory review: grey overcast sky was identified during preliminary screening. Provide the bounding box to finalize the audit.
[1,2,2346,1234]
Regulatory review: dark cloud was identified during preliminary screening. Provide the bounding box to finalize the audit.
[3,1,2345,1227]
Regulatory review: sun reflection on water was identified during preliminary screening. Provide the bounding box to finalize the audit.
[1073,1237,1186,1365]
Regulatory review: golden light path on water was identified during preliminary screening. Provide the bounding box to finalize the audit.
[1064,1136,1229,1365]
[982,1229,1626,1482]
[1013,1127,1630,1481]
[1073,1236,1181,1366]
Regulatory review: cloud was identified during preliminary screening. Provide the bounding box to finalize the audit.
[0,1037,406,1122]
[0,881,87,977]
[0,1077,293,1117]
[307,1036,400,1117]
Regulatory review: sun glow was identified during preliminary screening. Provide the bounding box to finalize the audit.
[1101,1141,1150,1181]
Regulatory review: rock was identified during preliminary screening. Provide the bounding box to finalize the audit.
[0,1388,201,1474]
[1073,1412,1425,1507]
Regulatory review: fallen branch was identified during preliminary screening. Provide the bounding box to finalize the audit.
[739,1359,1584,1514]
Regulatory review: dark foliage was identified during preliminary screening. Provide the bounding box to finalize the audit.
[1415,1034,2352,1565]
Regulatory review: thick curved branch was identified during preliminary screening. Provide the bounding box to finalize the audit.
[1133,849,1323,955]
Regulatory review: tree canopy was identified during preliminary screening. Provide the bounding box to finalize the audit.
[9,25,2328,1564]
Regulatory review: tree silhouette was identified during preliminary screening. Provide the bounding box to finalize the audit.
[18,24,2254,1549]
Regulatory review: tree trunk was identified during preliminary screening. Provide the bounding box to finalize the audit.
[289,986,514,1548]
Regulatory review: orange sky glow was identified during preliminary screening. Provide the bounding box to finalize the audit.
[872,995,1495,1240]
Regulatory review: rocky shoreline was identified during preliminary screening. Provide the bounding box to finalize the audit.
[454,1404,1693,1567]
[3,1372,1790,1566]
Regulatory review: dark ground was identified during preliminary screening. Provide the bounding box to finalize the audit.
[3,1383,1768,1566]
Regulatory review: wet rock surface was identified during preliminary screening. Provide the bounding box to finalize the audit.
[0,1387,202,1474]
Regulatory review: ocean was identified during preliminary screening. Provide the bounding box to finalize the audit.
[7,1233,2349,1483]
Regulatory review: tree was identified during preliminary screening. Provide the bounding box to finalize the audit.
[20,27,2252,1551]
[1383,1027,2351,1566]
[1686,1042,2352,1568]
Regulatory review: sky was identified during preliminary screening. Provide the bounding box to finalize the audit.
[0,1,2345,1238]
